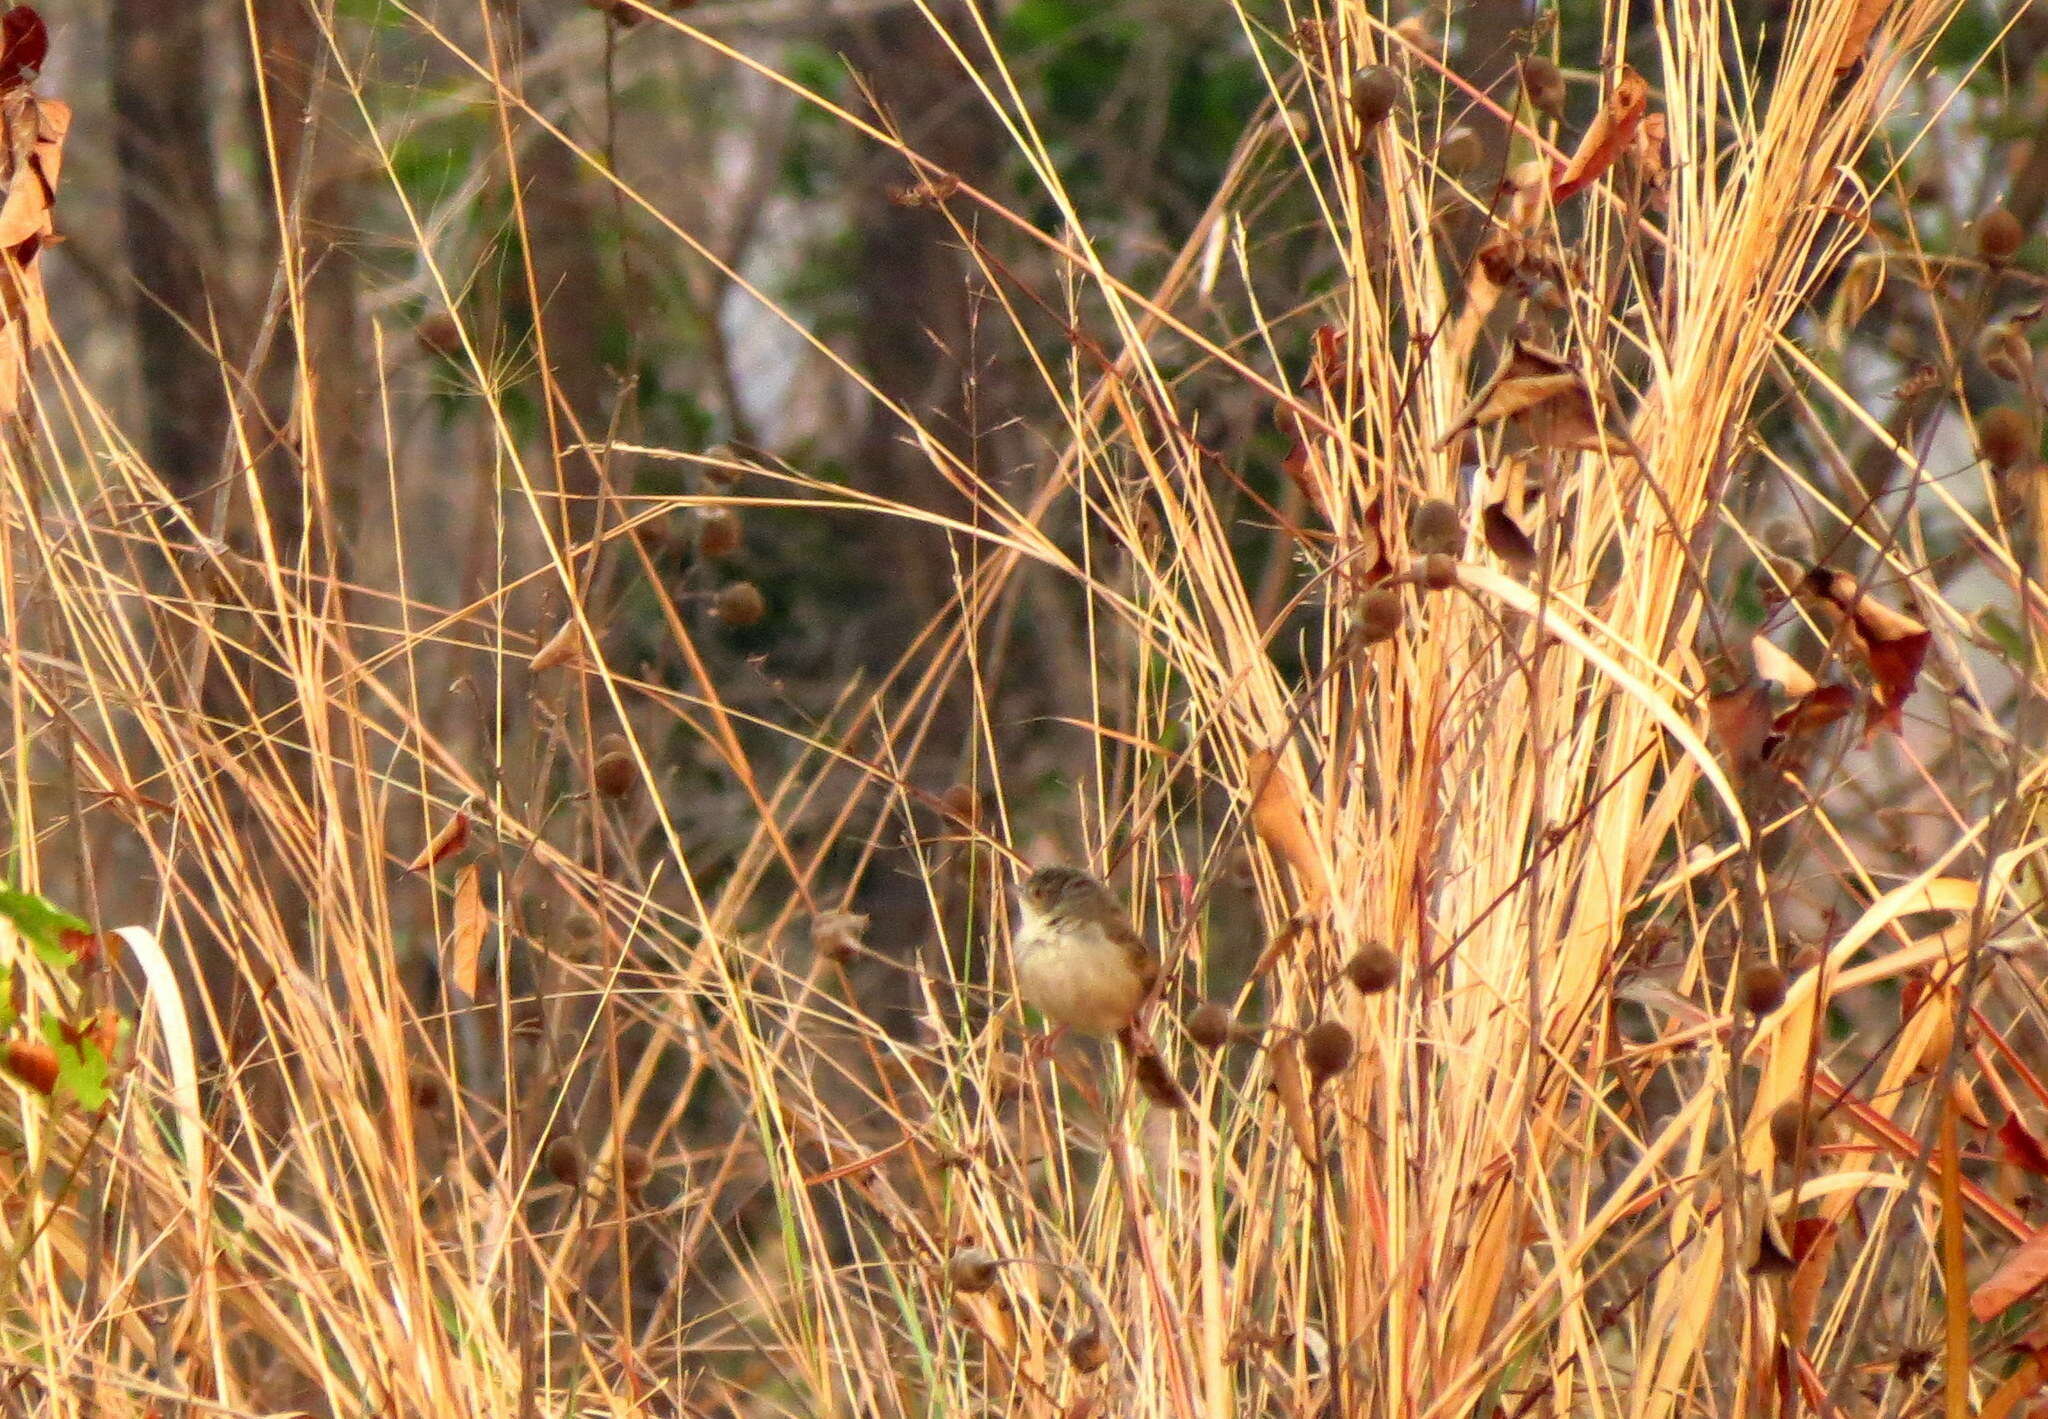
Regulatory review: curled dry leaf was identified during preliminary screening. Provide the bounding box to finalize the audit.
[1751,636,1855,746]
[1267,1033,1321,1166]
[1999,1112,2048,1179]
[407,804,472,873]
[1245,750,1330,907]
[447,863,490,999]
[1973,1225,2048,1321]
[1481,502,1538,578]
[1438,341,1611,453]
[0,15,66,419]
[1799,567,1931,736]
[1835,0,1891,76]
[530,617,584,672]
[1552,66,1648,201]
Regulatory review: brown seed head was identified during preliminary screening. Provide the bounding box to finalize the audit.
[1351,588,1404,645]
[1344,941,1400,994]
[939,783,980,823]
[948,1246,1000,1293]
[1978,322,2033,383]
[1188,1001,1234,1050]
[544,1135,586,1188]
[1132,1050,1187,1109]
[1302,1020,1356,1082]
[408,1065,445,1112]
[1740,962,1788,1016]
[810,910,869,963]
[1520,55,1565,119]
[1976,406,2034,471]
[1349,65,1402,129]
[592,735,636,799]
[1411,498,1463,556]
[714,581,767,627]
[1769,1099,1829,1158]
[695,507,743,559]
[1977,206,2025,266]
[1066,1328,1112,1374]
[1439,125,1482,176]
[618,1143,653,1194]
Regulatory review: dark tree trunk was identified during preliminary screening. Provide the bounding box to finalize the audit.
[110,0,232,502]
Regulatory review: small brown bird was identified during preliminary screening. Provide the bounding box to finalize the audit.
[1013,864,1183,1106]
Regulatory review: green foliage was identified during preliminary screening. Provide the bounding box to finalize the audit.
[39,1015,113,1111]
[0,885,86,970]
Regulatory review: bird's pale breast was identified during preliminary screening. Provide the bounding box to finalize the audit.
[1014,919,1148,1035]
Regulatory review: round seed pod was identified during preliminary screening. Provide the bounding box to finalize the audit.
[1439,126,1482,177]
[1350,65,1402,129]
[1188,1001,1234,1051]
[1350,588,1404,645]
[947,1246,1000,1294]
[592,735,636,799]
[939,783,980,823]
[695,507,743,559]
[713,581,767,627]
[1344,941,1400,995]
[408,1065,445,1112]
[1769,1099,1829,1158]
[415,311,462,358]
[1976,206,2025,266]
[1740,962,1788,1016]
[1302,1020,1356,1082]
[1066,1327,1111,1374]
[1520,55,1565,120]
[1411,498,1463,556]
[1420,552,1458,591]
[1978,322,2032,383]
[544,1135,586,1188]
[1976,406,2034,471]
[618,1143,653,1194]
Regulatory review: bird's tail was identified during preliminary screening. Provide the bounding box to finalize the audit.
[1117,1025,1187,1110]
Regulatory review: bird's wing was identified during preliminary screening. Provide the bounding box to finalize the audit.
[1106,913,1160,995]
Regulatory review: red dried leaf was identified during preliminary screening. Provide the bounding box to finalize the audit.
[1553,67,1649,201]
[2000,1112,2048,1179]
[1975,1227,2048,1321]
[0,9,47,92]
[3,1037,56,1094]
[1801,567,1931,737]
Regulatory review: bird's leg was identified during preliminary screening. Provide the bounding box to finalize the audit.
[1025,1023,1067,1064]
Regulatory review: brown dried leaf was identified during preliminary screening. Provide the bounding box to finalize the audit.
[1752,636,1819,700]
[530,617,584,672]
[1974,1227,2048,1320]
[407,806,471,873]
[1268,1034,1321,1166]
[1552,66,1648,201]
[448,863,489,999]
[1438,341,1609,452]
[1481,502,1538,578]
[1801,567,1931,736]
[0,10,47,93]
[1836,0,1890,75]
[1708,682,1775,768]
[1246,750,1329,906]
[1773,684,1854,739]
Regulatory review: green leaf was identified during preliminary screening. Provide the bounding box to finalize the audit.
[0,885,90,968]
[39,1015,111,1111]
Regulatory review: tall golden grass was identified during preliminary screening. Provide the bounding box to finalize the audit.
[3,1,2046,1416]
